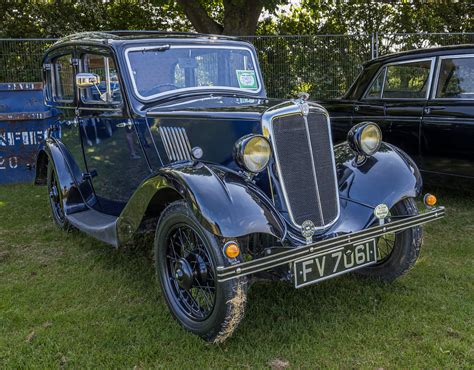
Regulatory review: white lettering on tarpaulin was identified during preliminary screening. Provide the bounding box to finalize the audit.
[0,130,47,147]
[0,156,18,170]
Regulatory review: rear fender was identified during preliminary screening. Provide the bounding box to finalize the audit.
[117,162,286,244]
[34,138,91,213]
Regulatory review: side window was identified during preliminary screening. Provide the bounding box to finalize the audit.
[53,54,74,102]
[81,54,122,104]
[382,60,432,99]
[435,56,474,99]
[366,68,385,99]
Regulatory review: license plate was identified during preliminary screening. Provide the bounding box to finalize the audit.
[294,239,377,288]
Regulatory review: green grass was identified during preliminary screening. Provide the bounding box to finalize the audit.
[0,184,472,368]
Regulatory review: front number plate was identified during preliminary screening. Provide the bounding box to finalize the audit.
[294,239,377,288]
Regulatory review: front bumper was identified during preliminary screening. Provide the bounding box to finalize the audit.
[216,207,445,282]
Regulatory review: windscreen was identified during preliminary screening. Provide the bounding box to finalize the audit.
[126,45,261,100]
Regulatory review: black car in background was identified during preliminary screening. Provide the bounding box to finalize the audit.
[324,45,474,186]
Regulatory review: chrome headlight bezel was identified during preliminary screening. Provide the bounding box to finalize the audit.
[348,122,382,156]
[234,134,272,173]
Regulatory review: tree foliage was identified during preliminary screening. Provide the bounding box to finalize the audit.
[1,1,473,97]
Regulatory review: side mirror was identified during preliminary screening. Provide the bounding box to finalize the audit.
[76,73,101,89]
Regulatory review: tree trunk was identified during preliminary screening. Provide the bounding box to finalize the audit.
[175,0,223,34]
[176,0,264,36]
[222,0,263,36]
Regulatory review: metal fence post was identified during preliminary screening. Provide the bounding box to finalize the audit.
[371,33,375,59]
[375,32,379,58]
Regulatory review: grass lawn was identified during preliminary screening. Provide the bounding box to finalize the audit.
[0,184,472,368]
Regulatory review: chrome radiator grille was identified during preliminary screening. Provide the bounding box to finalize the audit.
[271,110,339,228]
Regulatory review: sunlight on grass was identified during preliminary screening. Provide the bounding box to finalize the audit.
[0,184,472,368]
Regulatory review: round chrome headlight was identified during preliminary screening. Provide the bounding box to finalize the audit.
[234,135,271,173]
[348,122,382,156]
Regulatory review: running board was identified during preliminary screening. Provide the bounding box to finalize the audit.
[67,209,118,247]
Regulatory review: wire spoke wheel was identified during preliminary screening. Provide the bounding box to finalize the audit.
[155,200,248,342]
[48,167,65,223]
[358,198,422,282]
[375,230,396,263]
[165,224,216,321]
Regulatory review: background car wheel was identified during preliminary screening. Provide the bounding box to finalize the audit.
[357,198,423,282]
[47,163,72,231]
[154,200,248,343]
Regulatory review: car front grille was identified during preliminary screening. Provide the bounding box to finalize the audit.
[271,109,339,228]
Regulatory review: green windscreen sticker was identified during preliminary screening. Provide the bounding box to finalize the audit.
[236,70,258,89]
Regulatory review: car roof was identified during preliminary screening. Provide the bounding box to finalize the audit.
[365,44,474,66]
[52,31,245,48]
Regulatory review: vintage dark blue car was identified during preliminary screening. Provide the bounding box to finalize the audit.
[34,31,444,343]
[324,45,474,187]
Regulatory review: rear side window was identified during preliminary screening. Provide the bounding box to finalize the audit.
[80,54,122,104]
[365,59,432,99]
[435,56,474,99]
[53,54,74,102]
[383,60,432,99]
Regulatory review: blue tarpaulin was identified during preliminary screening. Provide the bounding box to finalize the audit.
[0,82,58,184]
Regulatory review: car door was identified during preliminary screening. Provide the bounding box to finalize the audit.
[421,54,474,179]
[76,50,151,215]
[381,58,434,164]
[47,49,96,206]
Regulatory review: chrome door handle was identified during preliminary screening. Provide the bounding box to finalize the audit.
[116,120,133,129]
[354,105,360,112]
[424,107,431,115]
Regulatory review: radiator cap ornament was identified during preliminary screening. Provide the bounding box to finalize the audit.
[301,220,316,244]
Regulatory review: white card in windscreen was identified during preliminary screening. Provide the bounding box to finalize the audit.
[236,70,258,89]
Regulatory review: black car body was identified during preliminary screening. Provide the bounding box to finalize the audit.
[34,31,444,343]
[324,45,474,186]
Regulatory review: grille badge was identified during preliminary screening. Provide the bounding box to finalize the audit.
[301,220,316,244]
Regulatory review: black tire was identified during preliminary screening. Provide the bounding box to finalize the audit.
[357,198,423,282]
[47,162,72,231]
[154,200,248,343]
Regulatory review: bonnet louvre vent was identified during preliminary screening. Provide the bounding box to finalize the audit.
[159,126,192,162]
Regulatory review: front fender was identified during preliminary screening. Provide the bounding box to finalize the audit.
[328,142,422,234]
[117,162,286,244]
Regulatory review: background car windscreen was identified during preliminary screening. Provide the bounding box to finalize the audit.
[126,46,260,99]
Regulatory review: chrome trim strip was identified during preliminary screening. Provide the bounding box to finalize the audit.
[261,101,341,231]
[159,127,173,160]
[216,207,445,282]
[303,113,325,223]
